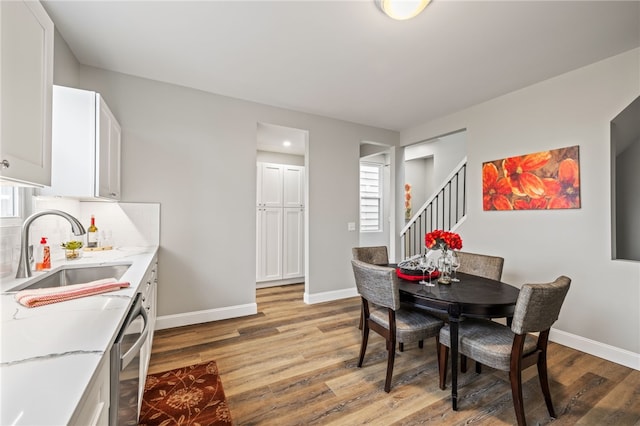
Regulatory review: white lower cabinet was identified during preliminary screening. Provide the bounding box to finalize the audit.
[283,208,304,279]
[256,207,283,281]
[70,353,110,426]
[139,257,158,412]
[256,206,304,283]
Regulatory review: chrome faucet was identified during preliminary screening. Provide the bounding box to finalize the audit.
[15,210,86,279]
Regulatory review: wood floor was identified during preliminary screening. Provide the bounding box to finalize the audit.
[147,284,640,425]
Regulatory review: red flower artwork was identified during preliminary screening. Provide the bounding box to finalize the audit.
[482,146,581,211]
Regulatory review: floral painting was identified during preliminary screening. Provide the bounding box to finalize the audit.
[482,145,580,211]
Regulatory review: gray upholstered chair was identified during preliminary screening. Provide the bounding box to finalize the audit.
[352,246,389,266]
[351,259,443,392]
[352,246,389,331]
[437,276,571,426]
[455,251,504,281]
[454,250,505,372]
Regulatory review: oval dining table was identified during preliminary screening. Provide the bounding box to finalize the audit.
[397,271,520,411]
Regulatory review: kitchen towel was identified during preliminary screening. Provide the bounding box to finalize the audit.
[15,278,130,308]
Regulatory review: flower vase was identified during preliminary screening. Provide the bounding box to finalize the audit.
[437,251,452,284]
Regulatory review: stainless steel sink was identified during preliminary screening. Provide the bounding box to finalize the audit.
[9,264,131,292]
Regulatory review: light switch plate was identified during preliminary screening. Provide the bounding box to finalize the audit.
[347,222,356,231]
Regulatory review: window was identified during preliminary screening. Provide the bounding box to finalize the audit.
[0,186,19,218]
[360,162,382,232]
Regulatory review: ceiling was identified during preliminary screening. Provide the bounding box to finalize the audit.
[43,0,639,137]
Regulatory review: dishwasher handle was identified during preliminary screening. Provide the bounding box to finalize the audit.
[121,303,149,370]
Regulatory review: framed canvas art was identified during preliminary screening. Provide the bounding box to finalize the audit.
[482,145,580,211]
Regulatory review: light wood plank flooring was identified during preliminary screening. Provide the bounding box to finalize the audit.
[147,284,640,425]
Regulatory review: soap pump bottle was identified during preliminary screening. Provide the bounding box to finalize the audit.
[35,237,51,271]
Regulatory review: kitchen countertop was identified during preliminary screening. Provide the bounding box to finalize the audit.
[0,246,158,426]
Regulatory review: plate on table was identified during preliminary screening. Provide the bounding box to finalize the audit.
[396,268,439,281]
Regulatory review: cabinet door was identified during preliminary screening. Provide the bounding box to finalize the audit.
[283,166,304,207]
[283,207,304,279]
[0,0,53,186]
[257,163,283,207]
[256,207,282,282]
[96,96,121,199]
[69,354,110,426]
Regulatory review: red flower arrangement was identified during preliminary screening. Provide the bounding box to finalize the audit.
[425,229,463,251]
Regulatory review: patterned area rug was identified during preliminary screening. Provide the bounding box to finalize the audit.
[139,360,233,425]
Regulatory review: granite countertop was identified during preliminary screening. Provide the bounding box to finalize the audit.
[0,246,158,425]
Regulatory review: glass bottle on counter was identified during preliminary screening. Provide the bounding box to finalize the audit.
[87,215,98,248]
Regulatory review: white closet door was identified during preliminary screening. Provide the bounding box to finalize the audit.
[256,207,283,282]
[283,165,304,208]
[257,163,283,207]
[283,207,304,279]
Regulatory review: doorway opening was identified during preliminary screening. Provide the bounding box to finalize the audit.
[256,122,308,292]
[359,142,393,256]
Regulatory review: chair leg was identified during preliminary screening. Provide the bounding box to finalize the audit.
[438,343,449,390]
[357,325,369,368]
[399,342,404,352]
[384,338,396,393]
[475,361,482,374]
[461,354,468,372]
[509,367,527,426]
[537,352,556,418]
[418,340,424,349]
[358,307,363,330]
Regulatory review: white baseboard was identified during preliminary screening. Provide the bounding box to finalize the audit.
[304,287,358,304]
[155,303,257,330]
[550,328,639,370]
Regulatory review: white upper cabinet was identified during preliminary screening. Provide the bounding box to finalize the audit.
[97,96,121,199]
[43,85,122,200]
[257,162,304,207]
[283,165,305,207]
[0,0,54,186]
[257,163,283,207]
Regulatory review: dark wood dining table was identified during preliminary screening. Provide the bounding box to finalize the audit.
[397,270,520,410]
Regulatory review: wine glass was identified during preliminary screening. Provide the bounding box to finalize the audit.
[425,259,436,286]
[450,252,461,282]
[418,256,429,285]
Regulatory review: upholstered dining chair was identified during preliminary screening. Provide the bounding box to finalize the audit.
[454,251,505,372]
[352,246,389,266]
[437,276,571,426]
[352,246,389,331]
[455,251,504,281]
[351,259,443,392]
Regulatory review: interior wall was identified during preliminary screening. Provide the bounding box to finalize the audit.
[616,138,640,260]
[400,48,640,362]
[75,65,398,318]
[256,151,304,166]
[404,157,431,212]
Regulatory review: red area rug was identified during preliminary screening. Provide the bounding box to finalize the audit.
[139,360,233,425]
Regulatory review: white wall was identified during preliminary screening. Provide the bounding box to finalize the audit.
[400,48,640,368]
[73,65,398,322]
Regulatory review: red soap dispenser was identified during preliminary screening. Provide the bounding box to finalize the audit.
[35,237,51,271]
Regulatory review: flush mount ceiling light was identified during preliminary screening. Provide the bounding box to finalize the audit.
[376,0,431,20]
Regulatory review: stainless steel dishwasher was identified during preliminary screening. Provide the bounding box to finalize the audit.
[110,293,148,425]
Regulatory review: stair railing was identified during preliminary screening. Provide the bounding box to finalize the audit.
[401,157,467,259]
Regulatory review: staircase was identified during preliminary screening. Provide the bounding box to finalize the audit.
[401,158,467,258]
